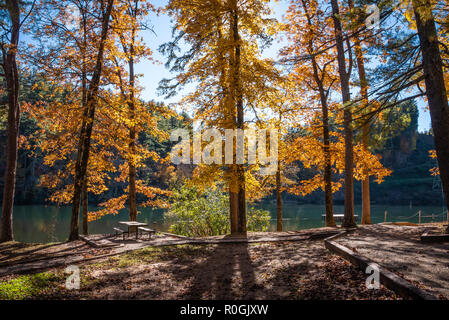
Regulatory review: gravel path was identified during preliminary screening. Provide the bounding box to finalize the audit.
[337,224,449,299]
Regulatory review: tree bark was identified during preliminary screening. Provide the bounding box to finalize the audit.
[69,0,114,241]
[331,0,355,228]
[0,0,20,243]
[128,23,138,224]
[226,0,246,236]
[276,167,282,231]
[322,102,336,228]
[229,187,239,233]
[128,130,137,221]
[81,12,88,236]
[217,26,238,235]
[311,49,335,227]
[412,0,449,233]
[82,176,88,235]
[232,5,246,236]
[127,39,137,236]
[360,126,371,224]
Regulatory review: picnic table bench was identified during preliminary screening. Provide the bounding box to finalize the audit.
[113,227,129,240]
[138,226,156,240]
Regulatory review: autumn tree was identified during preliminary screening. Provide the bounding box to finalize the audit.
[345,0,411,224]
[161,0,280,236]
[29,1,170,236]
[330,0,356,228]
[30,0,108,234]
[359,0,449,232]
[0,0,35,242]
[411,0,449,233]
[346,0,372,224]
[283,0,339,227]
[248,78,302,231]
[26,0,117,239]
[268,88,298,232]
[286,124,391,204]
[280,0,392,226]
[98,0,171,225]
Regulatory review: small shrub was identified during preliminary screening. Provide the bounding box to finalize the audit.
[166,185,270,236]
[247,207,271,232]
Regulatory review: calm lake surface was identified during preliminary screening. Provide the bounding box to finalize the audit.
[8,203,448,243]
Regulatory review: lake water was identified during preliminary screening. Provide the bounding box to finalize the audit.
[8,203,448,243]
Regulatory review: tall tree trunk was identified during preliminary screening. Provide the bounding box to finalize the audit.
[237,165,246,235]
[348,0,371,224]
[331,0,355,228]
[128,47,137,237]
[128,130,137,222]
[360,125,371,224]
[69,0,114,241]
[276,167,282,231]
[0,0,20,243]
[81,13,88,236]
[412,0,449,233]
[216,25,238,235]
[232,5,246,236]
[311,51,335,228]
[300,0,336,227]
[82,176,88,235]
[322,109,336,227]
[128,29,137,224]
[229,187,239,233]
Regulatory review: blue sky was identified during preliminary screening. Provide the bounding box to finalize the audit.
[136,0,432,132]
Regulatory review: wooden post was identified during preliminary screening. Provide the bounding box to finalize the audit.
[384,210,387,223]
[419,210,422,224]
[153,222,157,231]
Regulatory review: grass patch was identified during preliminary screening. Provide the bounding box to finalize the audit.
[0,272,64,300]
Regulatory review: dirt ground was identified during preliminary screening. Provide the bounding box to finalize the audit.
[337,223,449,299]
[0,233,184,276]
[0,229,339,270]
[4,225,446,300]
[0,240,399,300]
[0,241,103,266]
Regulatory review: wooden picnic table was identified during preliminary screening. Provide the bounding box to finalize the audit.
[118,221,148,240]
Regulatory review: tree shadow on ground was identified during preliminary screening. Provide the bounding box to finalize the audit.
[180,242,256,299]
[26,239,404,300]
[87,241,325,299]
[261,255,400,300]
[339,225,449,298]
[0,242,30,254]
[77,242,258,299]
[0,242,90,266]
